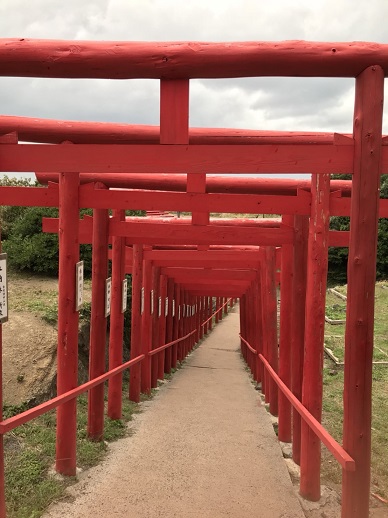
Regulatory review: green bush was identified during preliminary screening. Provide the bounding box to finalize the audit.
[328,174,388,282]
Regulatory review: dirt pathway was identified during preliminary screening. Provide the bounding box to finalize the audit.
[45,307,304,518]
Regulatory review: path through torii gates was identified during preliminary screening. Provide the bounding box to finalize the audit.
[0,39,388,518]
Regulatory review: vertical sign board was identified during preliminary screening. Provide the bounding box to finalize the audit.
[141,287,145,315]
[165,297,169,317]
[75,260,84,312]
[158,296,162,317]
[0,254,8,323]
[122,278,128,313]
[178,305,181,319]
[150,289,154,315]
[172,300,175,317]
[105,277,112,317]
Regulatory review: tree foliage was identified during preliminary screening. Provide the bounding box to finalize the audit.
[328,174,388,282]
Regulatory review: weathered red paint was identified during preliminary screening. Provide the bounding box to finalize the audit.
[342,66,384,518]
[108,210,126,420]
[88,183,109,439]
[300,174,330,500]
[56,171,79,476]
[141,260,153,395]
[129,244,143,403]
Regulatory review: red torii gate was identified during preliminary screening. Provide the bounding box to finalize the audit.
[0,39,386,518]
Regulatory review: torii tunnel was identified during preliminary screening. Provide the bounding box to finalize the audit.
[0,39,388,518]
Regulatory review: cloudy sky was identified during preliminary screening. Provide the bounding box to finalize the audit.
[1,0,388,141]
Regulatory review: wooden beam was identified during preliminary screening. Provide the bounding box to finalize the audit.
[0,143,354,174]
[3,39,388,79]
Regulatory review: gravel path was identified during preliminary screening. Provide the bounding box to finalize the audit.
[44,307,304,518]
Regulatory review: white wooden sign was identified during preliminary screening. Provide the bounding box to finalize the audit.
[0,254,8,323]
[178,305,181,319]
[122,279,128,313]
[141,287,145,315]
[165,297,169,317]
[172,300,175,317]
[158,296,162,317]
[105,277,112,317]
[75,260,84,311]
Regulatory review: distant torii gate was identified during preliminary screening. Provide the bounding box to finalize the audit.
[0,39,387,518]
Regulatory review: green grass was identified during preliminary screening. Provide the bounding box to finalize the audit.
[322,282,388,499]
[4,383,139,518]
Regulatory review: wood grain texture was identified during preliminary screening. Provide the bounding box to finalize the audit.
[2,39,388,78]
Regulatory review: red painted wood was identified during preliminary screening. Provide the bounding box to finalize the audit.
[254,274,263,384]
[264,247,278,416]
[37,170,353,196]
[342,66,384,518]
[172,284,180,368]
[278,217,293,443]
[0,143,354,174]
[129,244,143,402]
[110,220,293,246]
[141,260,153,395]
[259,354,355,472]
[87,184,109,440]
[300,174,330,501]
[178,288,185,361]
[164,278,174,374]
[151,265,161,389]
[163,268,257,282]
[3,39,388,79]
[56,171,79,476]
[108,210,126,420]
[291,215,309,465]
[158,274,167,380]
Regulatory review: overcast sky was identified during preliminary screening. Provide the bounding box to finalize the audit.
[1,0,388,150]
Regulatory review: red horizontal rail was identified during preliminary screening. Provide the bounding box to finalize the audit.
[201,298,231,327]
[0,354,145,434]
[239,334,257,355]
[258,353,355,472]
[149,330,196,357]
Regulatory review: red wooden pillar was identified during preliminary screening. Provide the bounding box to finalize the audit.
[215,297,220,323]
[300,174,330,500]
[158,274,167,379]
[129,244,143,402]
[108,209,126,420]
[151,265,161,388]
[342,66,384,518]
[204,297,209,334]
[219,297,224,321]
[164,277,174,374]
[265,246,278,416]
[247,285,255,378]
[0,229,5,518]
[199,297,204,339]
[230,298,234,308]
[260,251,269,402]
[56,171,79,476]
[88,184,109,439]
[240,294,247,361]
[291,214,309,465]
[278,216,293,443]
[171,283,180,369]
[141,260,152,395]
[208,297,213,331]
[224,298,229,315]
[254,273,263,385]
[178,288,185,361]
[194,296,200,343]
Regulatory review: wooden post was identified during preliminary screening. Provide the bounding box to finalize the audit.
[88,183,109,439]
[240,294,247,361]
[208,297,213,331]
[56,171,79,476]
[108,209,126,419]
[300,174,330,500]
[195,296,200,343]
[151,265,160,388]
[278,216,293,443]
[291,214,309,465]
[129,244,143,402]
[0,230,5,518]
[254,273,263,385]
[172,284,180,368]
[158,274,167,379]
[141,260,152,395]
[178,288,185,361]
[164,277,174,374]
[265,246,278,416]
[342,66,384,518]
[215,297,220,323]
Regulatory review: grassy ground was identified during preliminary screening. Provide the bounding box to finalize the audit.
[4,384,147,518]
[322,282,388,500]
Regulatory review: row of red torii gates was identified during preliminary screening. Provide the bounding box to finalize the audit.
[0,39,388,518]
